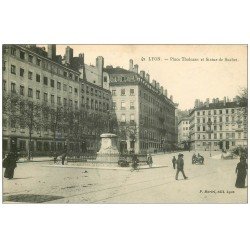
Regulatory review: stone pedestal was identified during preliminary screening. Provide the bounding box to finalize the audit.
[96,133,119,163]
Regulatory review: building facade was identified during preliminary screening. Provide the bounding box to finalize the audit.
[178,117,190,148]
[189,98,247,151]
[104,60,177,154]
[2,45,111,156]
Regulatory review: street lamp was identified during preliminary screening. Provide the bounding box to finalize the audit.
[161,138,164,152]
[107,109,111,133]
[206,120,213,157]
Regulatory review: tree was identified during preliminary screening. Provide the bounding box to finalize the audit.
[21,99,43,160]
[46,106,64,152]
[237,87,247,107]
[3,92,44,159]
[117,121,139,153]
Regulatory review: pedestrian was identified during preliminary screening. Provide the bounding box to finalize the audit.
[131,154,139,171]
[53,152,58,164]
[172,156,177,169]
[192,153,196,164]
[61,151,67,165]
[147,154,153,167]
[3,152,18,179]
[235,156,247,188]
[196,153,204,164]
[175,153,188,180]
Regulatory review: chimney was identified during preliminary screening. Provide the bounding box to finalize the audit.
[152,80,157,88]
[195,99,199,108]
[164,89,168,97]
[223,96,226,106]
[48,44,56,60]
[146,73,150,83]
[65,46,73,65]
[96,56,104,87]
[206,98,210,104]
[160,86,164,94]
[212,98,216,103]
[170,95,173,101]
[156,82,159,89]
[134,64,139,73]
[78,53,85,66]
[129,59,133,71]
[140,70,145,78]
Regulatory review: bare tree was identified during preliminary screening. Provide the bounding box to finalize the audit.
[3,92,43,160]
[22,99,43,160]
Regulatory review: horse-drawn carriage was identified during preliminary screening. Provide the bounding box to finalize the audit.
[192,154,204,165]
[221,151,237,160]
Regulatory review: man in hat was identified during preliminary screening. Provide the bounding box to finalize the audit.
[176,153,188,180]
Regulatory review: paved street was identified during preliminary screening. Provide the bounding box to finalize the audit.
[2,151,248,204]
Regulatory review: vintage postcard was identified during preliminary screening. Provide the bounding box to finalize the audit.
[2,44,248,203]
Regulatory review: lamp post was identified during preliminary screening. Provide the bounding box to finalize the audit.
[161,138,164,152]
[107,109,111,133]
[207,120,213,157]
[145,129,149,153]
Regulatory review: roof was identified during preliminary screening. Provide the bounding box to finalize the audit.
[189,101,246,115]
[178,117,190,125]
[104,67,134,75]
[196,101,245,110]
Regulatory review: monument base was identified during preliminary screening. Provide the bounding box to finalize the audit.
[96,133,119,163]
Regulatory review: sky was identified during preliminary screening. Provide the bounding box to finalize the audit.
[53,45,247,110]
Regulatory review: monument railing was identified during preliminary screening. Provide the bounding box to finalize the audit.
[66,153,149,165]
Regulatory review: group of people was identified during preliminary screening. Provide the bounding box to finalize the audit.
[192,153,204,164]
[53,151,67,165]
[172,152,247,187]
[2,149,247,188]
[131,153,153,170]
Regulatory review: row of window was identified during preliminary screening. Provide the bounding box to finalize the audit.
[9,82,78,98]
[4,81,110,113]
[120,114,135,123]
[85,86,109,100]
[197,123,243,132]
[9,65,79,94]
[83,98,109,111]
[196,132,246,140]
[197,116,243,124]
[8,46,79,81]
[197,141,236,147]
[112,89,135,96]
[112,101,135,110]
[6,64,109,101]
[196,108,241,116]
[110,75,136,83]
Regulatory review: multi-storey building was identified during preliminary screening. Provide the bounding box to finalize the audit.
[104,59,177,154]
[178,117,190,148]
[2,45,111,155]
[189,98,247,151]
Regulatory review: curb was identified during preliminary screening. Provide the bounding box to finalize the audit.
[41,164,170,171]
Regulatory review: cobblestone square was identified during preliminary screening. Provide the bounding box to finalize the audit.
[3,151,247,204]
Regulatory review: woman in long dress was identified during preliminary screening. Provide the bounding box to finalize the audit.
[235,156,247,188]
[4,152,17,179]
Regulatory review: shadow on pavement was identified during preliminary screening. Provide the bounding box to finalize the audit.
[3,194,65,203]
